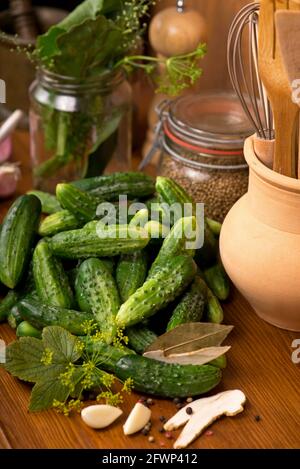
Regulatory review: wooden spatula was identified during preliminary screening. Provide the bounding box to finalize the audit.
[276,10,300,179]
[258,0,299,178]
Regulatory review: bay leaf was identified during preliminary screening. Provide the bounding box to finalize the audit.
[145,322,233,356]
[143,345,231,366]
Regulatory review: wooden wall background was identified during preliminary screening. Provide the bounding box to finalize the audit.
[153,0,250,91]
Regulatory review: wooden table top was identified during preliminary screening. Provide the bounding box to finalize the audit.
[0,132,299,449]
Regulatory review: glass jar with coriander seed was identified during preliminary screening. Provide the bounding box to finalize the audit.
[29,68,132,192]
[155,92,253,222]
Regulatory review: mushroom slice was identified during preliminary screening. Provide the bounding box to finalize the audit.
[173,389,246,449]
[164,390,239,431]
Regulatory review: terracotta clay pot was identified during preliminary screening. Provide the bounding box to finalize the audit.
[220,135,300,331]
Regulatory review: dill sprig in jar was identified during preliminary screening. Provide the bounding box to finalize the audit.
[155,92,253,221]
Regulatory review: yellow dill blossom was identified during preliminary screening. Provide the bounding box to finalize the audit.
[82,319,98,336]
[40,348,53,366]
[97,391,123,407]
[122,377,134,394]
[59,363,76,392]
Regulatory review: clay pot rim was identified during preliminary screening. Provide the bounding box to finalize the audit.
[245,135,300,194]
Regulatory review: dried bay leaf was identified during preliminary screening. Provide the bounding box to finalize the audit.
[143,345,231,366]
[145,322,233,356]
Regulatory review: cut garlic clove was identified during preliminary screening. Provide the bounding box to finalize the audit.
[81,405,123,429]
[123,402,151,435]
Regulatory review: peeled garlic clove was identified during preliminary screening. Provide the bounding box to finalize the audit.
[81,405,123,429]
[123,402,151,435]
[0,163,20,198]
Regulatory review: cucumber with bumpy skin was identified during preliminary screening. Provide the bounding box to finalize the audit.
[75,258,120,342]
[56,183,98,223]
[7,305,23,329]
[205,288,224,324]
[156,177,217,267]
[204,263,230,301]
[50,224,150,259]
[18,298,93,335]
[27,190,61,214]
[84,340,222,398]
[39,210,82,237]
[0,195,41,289]
[116,251,148,303]
[33,239,73,308]
[116,255,197,328]
[71,172,155,201]
[0,290,19,323]
[166,276,207,331]
[126,325,157,354]
[147,216,197,278]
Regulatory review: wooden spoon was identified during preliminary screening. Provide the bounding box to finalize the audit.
[258,0,299,178]
[276,10,300,178]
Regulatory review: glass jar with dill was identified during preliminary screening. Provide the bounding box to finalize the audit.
[30,68,131,191]
[27,0,206,191]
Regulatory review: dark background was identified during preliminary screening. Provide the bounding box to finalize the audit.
[0,1,81,11]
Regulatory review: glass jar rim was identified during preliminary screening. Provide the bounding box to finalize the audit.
[165,91,254,151]
[37,67,125,94]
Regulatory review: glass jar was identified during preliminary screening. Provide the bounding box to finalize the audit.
[29,68,132,192]
[156,92,253,222]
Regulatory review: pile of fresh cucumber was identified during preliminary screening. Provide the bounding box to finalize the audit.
[0,173,230,398]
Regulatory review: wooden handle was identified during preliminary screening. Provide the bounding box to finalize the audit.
[253,136,275,169]
[9,0,38,42]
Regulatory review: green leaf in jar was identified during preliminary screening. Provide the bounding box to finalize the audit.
[145,322,233,356]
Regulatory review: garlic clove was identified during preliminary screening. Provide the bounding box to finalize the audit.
[81,405,123,429]
[123,402,151,436]
[0,163,20,198]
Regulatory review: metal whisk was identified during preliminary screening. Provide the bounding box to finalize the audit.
[227,2,274,140]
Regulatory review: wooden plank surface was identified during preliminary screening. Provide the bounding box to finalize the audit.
[0,132,299,449]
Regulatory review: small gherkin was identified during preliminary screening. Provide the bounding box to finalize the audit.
[116,255,197,328]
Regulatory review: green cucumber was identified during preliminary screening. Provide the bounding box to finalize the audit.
[144,220,170,243]
[33,239,73,308]
[0,290,19,323]
[50,224,150,259]
[166,276,207,331]
[116,251,148,303]
[205,288,224,324]
[16,321,42,339]
[148,216,197,278]
[156,177,217,267]
[209,354,227,369]
[84,340,222,398]
[56,183,98,223]
[27,190,61,214]
[39,210,82,237]
[116,255,197,328]
[204,264,230,301]
[75,258,120,342]
[18,298,93,335]
[71,172,155,201]
[126,325,157,354]
[0,195,41,289]
[129,209,149,228]
[206,218,222,237]
[7,305,23,329]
